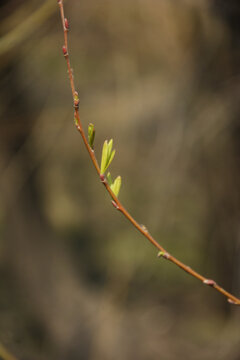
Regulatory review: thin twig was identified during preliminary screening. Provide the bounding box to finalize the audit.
[57,0,240,306]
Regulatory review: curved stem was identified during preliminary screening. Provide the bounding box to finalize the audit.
[57,0,240,306]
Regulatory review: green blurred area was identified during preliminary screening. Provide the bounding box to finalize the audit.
[0,0,240,359]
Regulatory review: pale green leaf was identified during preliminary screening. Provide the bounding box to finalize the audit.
[110,176,121,197]
[106,149,115,170]
[100,140,108,174]
[88,123,95,149]
[107,139,113,159]
[106,172,113,186]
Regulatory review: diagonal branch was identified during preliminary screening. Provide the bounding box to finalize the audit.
[57,0,240,306]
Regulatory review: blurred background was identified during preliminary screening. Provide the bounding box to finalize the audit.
[0,0,240,359]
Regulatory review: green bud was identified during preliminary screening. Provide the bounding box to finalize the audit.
[110,176,121,197]
[74,91,80,109]
[100,140,108,174]
[88,123,95,149]
[100,139,116,174]
[74,91,79,102]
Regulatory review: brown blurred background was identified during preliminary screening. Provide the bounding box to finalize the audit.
[0,0,240,359]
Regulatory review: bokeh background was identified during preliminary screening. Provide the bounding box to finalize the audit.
[0,0,240,359]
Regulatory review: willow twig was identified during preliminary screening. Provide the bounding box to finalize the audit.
[57,0,240,306]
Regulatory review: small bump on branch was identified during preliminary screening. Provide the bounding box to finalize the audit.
[62,45,68,57]
[157,251,170,260]
[203,279,217,287]
[111,200,120,210]
[64,18,69,31]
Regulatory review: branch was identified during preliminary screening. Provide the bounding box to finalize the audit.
[57,0,240,306]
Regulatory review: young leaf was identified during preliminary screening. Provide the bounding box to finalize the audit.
[88,123,95,149]
[100,139,116,174]
[107,149,115,169]
[106,172,113,186]
[110,176,121,197]
[107,139,113,159]
[100,140,108,174]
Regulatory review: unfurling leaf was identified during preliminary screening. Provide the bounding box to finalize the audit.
[110,176,121,197]
[88,123,95,149]
[100,140,108,174]
[106,172,113,186]
[100,139,116,174]
[108,149,115,168]
[107,139,113,157]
